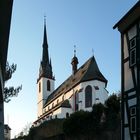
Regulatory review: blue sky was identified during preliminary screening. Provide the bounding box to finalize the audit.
[4,0,137,138]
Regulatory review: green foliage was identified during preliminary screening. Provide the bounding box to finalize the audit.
[105,94,120,113]
[63,94,121,137]
[63,110,92,137]
[4,62,17,81]
[91,103,105,131]
[92,103,105,122]
[4,85,22,102]
[4,62,22,102]
[27,119,64,139]
[104,94,121,130]
[26,94,121,140]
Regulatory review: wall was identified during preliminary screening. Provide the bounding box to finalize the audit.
[37,77,55,117]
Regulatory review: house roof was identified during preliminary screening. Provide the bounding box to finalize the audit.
[113,1,140,32]
[44,56,107,107]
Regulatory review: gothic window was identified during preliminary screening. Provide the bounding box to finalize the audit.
[75,91,79,111]
[39,82,41,92]
[129,37,137,67]
[47,80,51,91]
[85,85,92,108]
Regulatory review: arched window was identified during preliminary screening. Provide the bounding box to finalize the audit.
[47,80,51,91]
[85,85,92,107]
[75,91,79,111]
[66,112,69,118]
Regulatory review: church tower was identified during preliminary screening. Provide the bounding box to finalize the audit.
[37,19,55,118]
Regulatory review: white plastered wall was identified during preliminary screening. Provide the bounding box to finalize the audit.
[42,79,108,119]
[37,77,55,117]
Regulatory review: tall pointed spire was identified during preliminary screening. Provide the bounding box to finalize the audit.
[38,17,54,80]
[42,16,49,64]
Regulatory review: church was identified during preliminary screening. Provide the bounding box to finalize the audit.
[33,21,108,126]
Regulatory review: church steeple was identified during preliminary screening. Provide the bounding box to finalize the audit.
[38,18,54,80]
[42,17,49,65]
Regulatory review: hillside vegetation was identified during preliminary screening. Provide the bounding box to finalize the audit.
[13,94,121,140]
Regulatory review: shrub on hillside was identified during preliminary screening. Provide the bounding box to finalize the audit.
[63,110,93,137]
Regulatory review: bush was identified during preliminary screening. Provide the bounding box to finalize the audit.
[63,110,92,137]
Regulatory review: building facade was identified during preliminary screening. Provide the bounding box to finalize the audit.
[0,1,13,140]
[4,124,11,140]
[34,21,108,126]
[114,1,140,140]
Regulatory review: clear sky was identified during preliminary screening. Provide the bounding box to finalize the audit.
[4,0,138,138]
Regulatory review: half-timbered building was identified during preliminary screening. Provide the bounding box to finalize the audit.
[113,1,140,140]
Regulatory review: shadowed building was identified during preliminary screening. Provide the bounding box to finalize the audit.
[114,1,140,140]
[4,124,11,140]
[34,20,108,126]
[0,0,13,139]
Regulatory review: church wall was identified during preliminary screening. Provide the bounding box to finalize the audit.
[37,77,55,117]
[44,94,65,113]
[65,83,82,111]
[39,79,108,121]
[80,80,108,112]
[52,108,72,118]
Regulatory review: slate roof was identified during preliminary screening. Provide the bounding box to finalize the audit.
[44,56,107,107]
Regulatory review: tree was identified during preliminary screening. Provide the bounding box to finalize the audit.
[104,94,121,130]
[63,110,92,137]
[4,62,22,102]
[105,94,120,114]
[92,103,105,130]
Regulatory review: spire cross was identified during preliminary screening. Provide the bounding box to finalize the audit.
[92,48,94,56]
[74,45,76,56]
[44,15,46,24]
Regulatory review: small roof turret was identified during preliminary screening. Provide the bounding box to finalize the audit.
[71,45,79,74]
